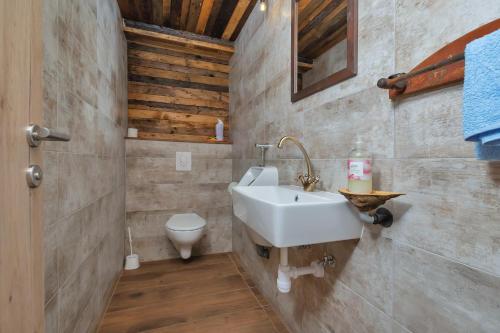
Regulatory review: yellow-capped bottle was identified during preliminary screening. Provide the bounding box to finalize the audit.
[347,137,373,194]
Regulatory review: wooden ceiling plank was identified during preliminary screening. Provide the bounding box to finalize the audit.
[124,20,234,54]
[298,0,324,26]
[205,0,224,35]
[162,0,171,26]
[152,0,165,26]
[186,0,203,32]
[299,0,333,32]
[221,0,252,40]
[299,0,343,39]
[180,0,191,30]
[304,24,347,59]
[170,0,182,28]
[196,0,215,34]
[298,0,313,13]
[230,0,256,41]
[210,0,239,38]
[298,0,347,53]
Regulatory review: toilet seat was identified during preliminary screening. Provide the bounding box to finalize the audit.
[166,213,206,231]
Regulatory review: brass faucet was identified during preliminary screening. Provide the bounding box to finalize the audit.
[277,136,319,192]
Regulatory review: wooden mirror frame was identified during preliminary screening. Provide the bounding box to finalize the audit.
[291,0,358,102]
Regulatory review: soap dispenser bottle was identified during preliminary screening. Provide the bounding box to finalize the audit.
[348,137,373,194]
[215,119,224,141]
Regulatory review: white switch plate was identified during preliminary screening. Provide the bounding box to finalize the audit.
[176,152,191,171]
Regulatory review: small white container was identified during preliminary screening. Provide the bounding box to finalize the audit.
[127,128,138,138]
[125,254,140,270]
[215,119,224,141]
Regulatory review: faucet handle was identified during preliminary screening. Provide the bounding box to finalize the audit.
[298,174,320,185]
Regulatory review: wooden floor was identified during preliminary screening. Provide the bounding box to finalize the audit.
[98,253,290,333]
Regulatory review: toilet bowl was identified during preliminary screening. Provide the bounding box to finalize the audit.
[165,213,206,259]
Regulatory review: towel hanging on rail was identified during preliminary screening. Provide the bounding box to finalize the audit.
[463,28,500,160]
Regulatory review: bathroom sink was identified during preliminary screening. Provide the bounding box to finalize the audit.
[232,186,363,247]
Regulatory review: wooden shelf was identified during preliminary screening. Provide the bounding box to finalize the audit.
[125,137,232,145]
[338,188,405,212]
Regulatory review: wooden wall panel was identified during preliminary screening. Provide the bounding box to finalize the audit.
[126,23,232,143]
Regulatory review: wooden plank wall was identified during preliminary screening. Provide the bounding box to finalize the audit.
[126,23,232,143]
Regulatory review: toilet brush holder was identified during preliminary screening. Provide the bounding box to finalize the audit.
[125,227,140,270]
[125,254,140,270]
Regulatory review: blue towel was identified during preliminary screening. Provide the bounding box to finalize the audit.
[463,28,500,160]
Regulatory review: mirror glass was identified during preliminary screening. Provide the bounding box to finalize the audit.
[292,0,357,102]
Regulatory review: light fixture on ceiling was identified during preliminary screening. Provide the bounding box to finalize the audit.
[259,0,267,11]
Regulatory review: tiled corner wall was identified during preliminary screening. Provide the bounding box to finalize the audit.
[125,140,232,261]
[42,0,128,332]
[230,1,500,332]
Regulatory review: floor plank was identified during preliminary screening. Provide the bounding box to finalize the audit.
[98,253,290,333]
[108,274,247,312]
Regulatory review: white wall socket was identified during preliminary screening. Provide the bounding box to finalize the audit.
[176,152,191,171]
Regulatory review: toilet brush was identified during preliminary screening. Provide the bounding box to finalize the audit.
[125,227,140,270]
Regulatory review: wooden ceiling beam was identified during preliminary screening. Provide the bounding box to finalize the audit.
[170,0,182,28]
[186,0,203,32]
[205,0,224,35]
[196,0,215,34]
[162,0,171,26]
[117,0,253,42]
[298,0,347,53]
[230,0,256,41]
[221,0,252,40]
[123,20,234,54]
[180,0,191,30]
[299,0,332,32]
[152,0,164,25]
[298,0,313,13]
[303,23,347,59]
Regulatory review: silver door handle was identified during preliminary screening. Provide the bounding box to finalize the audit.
[26,124,70,147]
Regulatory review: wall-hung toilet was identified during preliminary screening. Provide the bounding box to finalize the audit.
[165,213,207,259]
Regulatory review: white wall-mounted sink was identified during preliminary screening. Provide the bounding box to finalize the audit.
[232,186,363,247]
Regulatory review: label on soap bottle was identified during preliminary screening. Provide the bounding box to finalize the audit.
[348,159,372,180]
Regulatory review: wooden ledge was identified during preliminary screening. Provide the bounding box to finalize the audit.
[125,137,232,145]
[123,20,235,55]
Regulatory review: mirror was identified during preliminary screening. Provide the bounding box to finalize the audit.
[291,0,358,102]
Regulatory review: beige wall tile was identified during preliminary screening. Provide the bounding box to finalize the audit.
[126,141,233,261]
[43,0,127,330]
[393,243,500,332]
[395,0,500,70]
[44,295,58,333]
[304,87,394,160]
[394,86,475,158]
[58,251,99,333]
[230,1,500,333]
